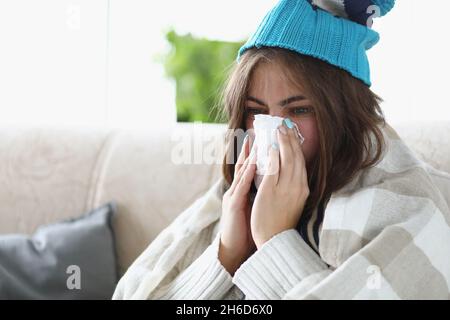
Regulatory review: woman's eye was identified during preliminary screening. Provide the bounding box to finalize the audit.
[291,107,313,115]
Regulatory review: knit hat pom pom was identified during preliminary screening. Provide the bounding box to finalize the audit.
[372,0,395,16]
[309,0,395,26]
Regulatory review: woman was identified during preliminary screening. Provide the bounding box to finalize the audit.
[113,0,450,299]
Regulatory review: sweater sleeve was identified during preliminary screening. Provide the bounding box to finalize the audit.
[148,230,237,300]
[232,214,450,300]
[232,229,329,299]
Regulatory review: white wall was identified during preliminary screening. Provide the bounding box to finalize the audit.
[369,0,450,124]
[0,0,108,126]
[0,0,448,128]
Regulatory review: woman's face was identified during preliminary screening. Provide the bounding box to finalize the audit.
[245,62,319,167]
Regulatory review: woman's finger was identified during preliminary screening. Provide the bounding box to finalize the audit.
[235,134,251,175]
[286,122,308,185]
[259,142,280,189]
[286,122,301,180]
[276,124,295,187]
[229,152,251,194]
[235,150,257,195]
[288,123,302,154]
[230,134,253,193]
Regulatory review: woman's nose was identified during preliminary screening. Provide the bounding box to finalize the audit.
[269,110,285,118]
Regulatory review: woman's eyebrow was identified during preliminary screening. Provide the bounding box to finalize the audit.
[246,95,307,107]
[279,95,307,106]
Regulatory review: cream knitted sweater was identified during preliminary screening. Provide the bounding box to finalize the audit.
[113,123,450,300]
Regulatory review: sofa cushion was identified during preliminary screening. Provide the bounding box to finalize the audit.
[0,203,118,299]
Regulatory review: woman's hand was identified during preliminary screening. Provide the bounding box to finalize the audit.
[251,120,310,249]
[219,134,257,275]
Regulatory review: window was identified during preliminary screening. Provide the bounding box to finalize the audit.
[0,0,448,128]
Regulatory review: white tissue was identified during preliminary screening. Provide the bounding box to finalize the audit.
[251,114,305,189]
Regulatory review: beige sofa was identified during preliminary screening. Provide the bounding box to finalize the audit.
[0,121,449,276]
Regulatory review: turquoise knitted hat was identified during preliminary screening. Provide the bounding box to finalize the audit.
[237,0,396,87]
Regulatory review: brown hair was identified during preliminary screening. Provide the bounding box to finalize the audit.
[217,47,386,216]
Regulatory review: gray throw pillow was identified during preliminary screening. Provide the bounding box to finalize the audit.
[0,203,119,300]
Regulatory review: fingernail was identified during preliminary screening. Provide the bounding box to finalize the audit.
[283,118,294,129]
[271,142,279,150]
[278,126,288,135]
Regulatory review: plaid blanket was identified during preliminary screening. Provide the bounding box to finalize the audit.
[113,123,450,300]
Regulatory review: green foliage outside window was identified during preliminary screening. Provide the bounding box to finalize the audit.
[160,29,245,123]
